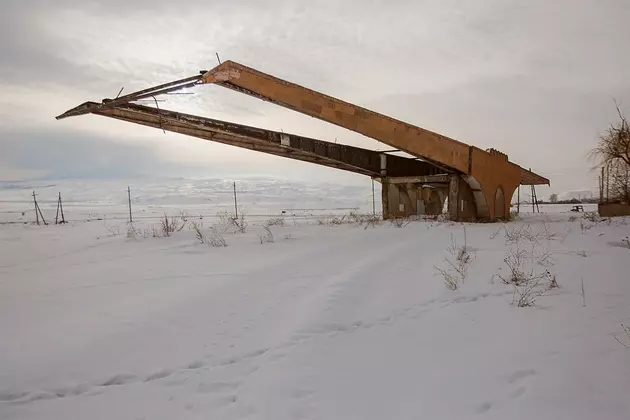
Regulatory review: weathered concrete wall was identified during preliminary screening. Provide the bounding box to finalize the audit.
[383,172,512,222]
[598,203,630,217]
[386,183,446,218]
[447,176,478,221]
[469,147,520,220]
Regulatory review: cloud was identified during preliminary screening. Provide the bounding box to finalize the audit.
[0,124,371,185]
[0,127,186,180]
[0,0,629,194]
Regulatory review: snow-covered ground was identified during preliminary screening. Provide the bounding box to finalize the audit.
[1,206,629,420]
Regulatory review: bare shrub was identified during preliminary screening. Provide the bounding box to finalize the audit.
[190,220,205,244]
[508,211,521,221]
[362,215,381,230]
[217,211,247,233]
[345,211,382,229]
[614,324,630,351]
[347,211,362,223]
[580,220,594,234]
[104,222,122,236]
[329,214,347,225]
[258,226,274,244]
[265,217,285,227]
[435,227,472,290]
[391,217,411,228]
[126,224,141,241]
[160,214,174,237]
[497,247,531,285]
[531,247,556,267]
[503,224,539,245]
[583,212,600,223]
[217,211,231,226]
[501,222,565,244]
[494,242,556,307]
[539,221,564,241]
[206,227,227,247]
[189,219,227,247]
[317,213,366,226]
[149,224,160,238]
[159,215,172,237]
[314,213,381,228]
[436,266,460,291]
[569,215,578,222]
[512,275,550,307]
[233,214,247,233]
[159,212,188,237]
[448,227,471,267]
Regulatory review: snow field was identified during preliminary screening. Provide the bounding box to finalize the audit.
[1,213,629,419]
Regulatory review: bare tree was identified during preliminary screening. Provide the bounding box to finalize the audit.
[591,103,630,203]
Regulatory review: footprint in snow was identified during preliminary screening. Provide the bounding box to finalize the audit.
[100,373,137,387]
[187,360,206,369]
[506,369,537,384]
[476,401,493,414]
[145,369,174,382]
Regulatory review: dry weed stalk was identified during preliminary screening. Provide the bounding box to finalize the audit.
[614,324,630,351]
[217,211,247,233]
[259,225,274,244]
[435,227,472,290]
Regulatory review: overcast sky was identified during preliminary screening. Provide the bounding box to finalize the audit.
[1,0,629,196]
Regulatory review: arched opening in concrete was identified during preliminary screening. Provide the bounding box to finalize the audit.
[494,186,506,219]
[463,176,489,220]
[508,186,520,215]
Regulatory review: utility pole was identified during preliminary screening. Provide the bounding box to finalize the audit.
[517,186,520,214]
[59,193,65,223]
[32,191,47,225]
[55,192,66,224]
[233,182,238,218]
[127,186,133,223]
[33,191,39,226]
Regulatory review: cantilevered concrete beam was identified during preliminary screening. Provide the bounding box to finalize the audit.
[386,175,450,184]
[78,103,443,179]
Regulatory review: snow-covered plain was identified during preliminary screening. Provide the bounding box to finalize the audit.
[1,181,629,420]
[0,178,377,225]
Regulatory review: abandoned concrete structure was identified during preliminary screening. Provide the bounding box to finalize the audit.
[57,60,549,221]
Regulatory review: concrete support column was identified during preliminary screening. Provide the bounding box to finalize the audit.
[380,153,389,220]
[381,178,390,220]
[448,175,460,220]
